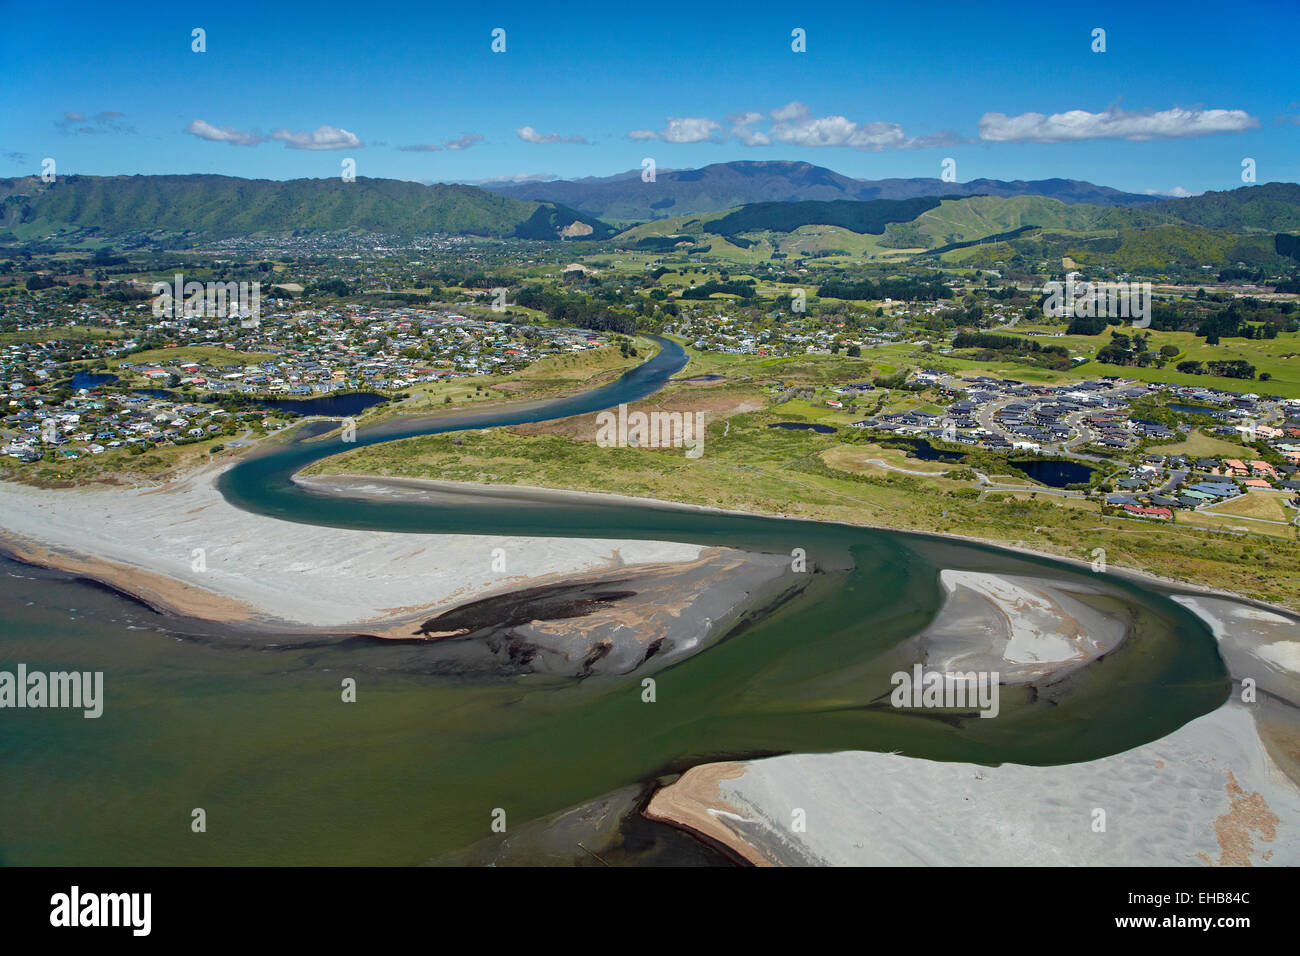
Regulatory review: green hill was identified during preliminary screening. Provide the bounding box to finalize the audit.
[0,174,615,241]
[904,195,1139,246]
[704,197,947,236]
[1146,182,1300,232]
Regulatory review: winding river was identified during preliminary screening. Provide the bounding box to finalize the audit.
[0,337,1227,865]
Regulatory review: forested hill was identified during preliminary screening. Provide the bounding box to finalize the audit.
[0,174,615,241]
[703,197,949,236]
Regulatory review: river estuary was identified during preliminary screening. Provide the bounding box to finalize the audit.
[0,338,1228,864]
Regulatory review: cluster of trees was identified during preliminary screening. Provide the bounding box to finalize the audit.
[1218,266,1270,282]
[953,331,1068,358]
[513,284,636,334]
[1068,298,1297,343]
[679,279,756,299]
[1175,359,1259,379]
[1193,302,1291,343]
[705,197,942,237]
[817,276,952,301]
[1095,330,1157,366]
[304,278,353,297]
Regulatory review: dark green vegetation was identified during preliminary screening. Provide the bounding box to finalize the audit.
[1068,296,1299,342]
[513,284,638,333]
[0,174,613,241]
[705,197,946,236]
[817,276,952,301]
[1144,182,1300,231]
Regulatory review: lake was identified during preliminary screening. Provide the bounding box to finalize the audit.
[883,437,967,463]
[1009,458,1096,487]
[254,392,388,417]
[1168,403,1222,417]
[768,421,837,434]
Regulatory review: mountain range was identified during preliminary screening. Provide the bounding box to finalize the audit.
[480,161,1165,220]
[2,167,1299,268]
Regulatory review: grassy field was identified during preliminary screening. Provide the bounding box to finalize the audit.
[0,325,125,345]
[1201,491,1296,522]
[1148,430,1258,459]
[823,443,954,478]
[110,346,279,368]
[980,324,1300,397]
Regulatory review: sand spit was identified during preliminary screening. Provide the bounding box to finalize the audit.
[644,762,778,867]
[652,703,1296,866]
[0,464,711,631]
[647,588,1300,866]
[916,571,1123,685]
[364,546,806,677]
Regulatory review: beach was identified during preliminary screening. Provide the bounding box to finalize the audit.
[0,464,716,629]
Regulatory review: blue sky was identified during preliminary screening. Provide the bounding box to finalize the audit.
[3,0,1296,195]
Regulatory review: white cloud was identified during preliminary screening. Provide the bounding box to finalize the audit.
[443,133,483,151]
[979,106,1259,143]
[627,103,958,150]
[1142,186,1198,198]
[729,111,770,145]
[769,102,905,149]
[627,117,722,144]
[187,119,262,147]
[733,126,771,146]
[271,125,363,150]
[516,126,586,144]
[664,117,721,143]
[764,102,960,151]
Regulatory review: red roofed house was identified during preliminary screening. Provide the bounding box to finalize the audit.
[1122,504,1173,520]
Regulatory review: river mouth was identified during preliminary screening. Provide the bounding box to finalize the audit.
[0,336,1231,865]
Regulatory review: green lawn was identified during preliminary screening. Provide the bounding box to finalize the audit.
[0,325,125,345]
[111,346,279,368]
